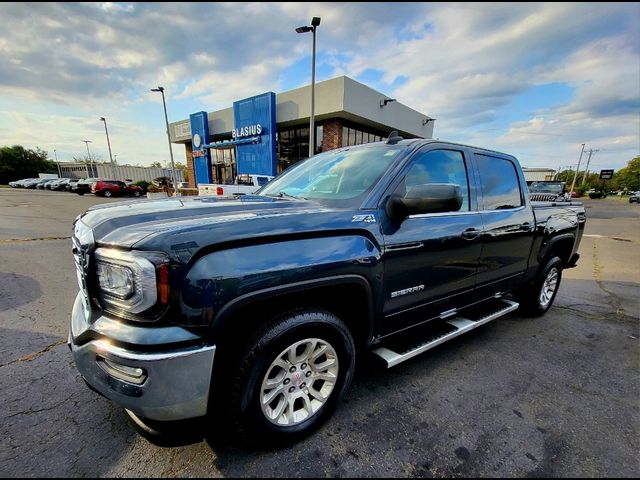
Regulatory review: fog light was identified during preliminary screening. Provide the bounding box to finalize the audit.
[97,357,147,385]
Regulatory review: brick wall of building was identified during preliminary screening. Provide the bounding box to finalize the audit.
[321,119,343,151]
[185,142,196,188]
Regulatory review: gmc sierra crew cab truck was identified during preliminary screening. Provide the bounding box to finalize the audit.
[68,136,585,445]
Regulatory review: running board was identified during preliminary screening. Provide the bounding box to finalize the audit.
[373,299,519,368]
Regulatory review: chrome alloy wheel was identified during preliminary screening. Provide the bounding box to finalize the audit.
[539,267,559,308]
[260,338,339,426]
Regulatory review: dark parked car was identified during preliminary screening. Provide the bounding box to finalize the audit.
[73,178,100,195]
[65,179,79,191]
[91,180,144,197]
[24,178,50,189]
[629,191,640,203]
[69,138,586,446]
[50,178,71,191]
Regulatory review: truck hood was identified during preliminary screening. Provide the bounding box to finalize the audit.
[77,195,369,256]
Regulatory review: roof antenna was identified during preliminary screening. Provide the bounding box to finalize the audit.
[386,130,403,145]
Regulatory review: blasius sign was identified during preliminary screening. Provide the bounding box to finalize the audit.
[232,124,263,139]
[233,92,277,176]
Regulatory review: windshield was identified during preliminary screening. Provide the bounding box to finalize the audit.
[529,181,563,194]
[258,144,403,206]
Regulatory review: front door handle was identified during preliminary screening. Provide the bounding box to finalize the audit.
[461,228,481,240]
[520,222,532,231]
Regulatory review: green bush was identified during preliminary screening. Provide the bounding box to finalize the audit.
[575,185,588,197]
[134,180,150,192]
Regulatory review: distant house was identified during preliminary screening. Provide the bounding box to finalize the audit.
[522,167,556,182]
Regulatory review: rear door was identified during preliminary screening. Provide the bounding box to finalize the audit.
[380,146,483,335]
[473,153,536,294]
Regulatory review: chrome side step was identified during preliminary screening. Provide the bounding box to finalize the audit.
[373,299,519,368]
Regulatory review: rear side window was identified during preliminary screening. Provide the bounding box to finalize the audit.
[256,176,269,187]
[475,154,522,210]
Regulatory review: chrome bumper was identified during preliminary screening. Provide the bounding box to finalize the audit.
[69,293,215,421]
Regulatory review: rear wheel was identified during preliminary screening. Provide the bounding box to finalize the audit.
[214,309,355,446]
[104,190,112,197]
[515,256,563,317]
[133,190,141,197]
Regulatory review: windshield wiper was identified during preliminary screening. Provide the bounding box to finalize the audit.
[276,191,306,200]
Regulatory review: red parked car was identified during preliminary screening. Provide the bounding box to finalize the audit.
[92,180,144,197]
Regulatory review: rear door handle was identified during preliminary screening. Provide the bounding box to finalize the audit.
[461,228,481,240]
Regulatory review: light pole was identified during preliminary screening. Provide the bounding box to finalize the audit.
[82,140,93,177]
[100,117,117,179]
[296,16,321,158]
[581,149,599,186]
[53,149,62,178]
[569,143,586,195]
[150,86,178,195]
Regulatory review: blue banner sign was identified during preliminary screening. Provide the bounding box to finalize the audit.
[189,111,213,185]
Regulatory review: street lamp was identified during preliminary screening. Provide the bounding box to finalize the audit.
[150,86,179,195]
[569,143,586,195]
[296,16,321,158]
[99,117,116,179]
[53,148,62,178]
[82,140,93,177]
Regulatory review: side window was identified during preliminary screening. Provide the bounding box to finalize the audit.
[256,176,269,187]
[475,154,522,210]
[395,149,470,212]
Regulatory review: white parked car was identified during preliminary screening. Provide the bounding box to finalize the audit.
[198,174,273,196]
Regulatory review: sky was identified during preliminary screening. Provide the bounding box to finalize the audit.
[0,2,638,172]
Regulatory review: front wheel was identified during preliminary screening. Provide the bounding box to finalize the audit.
[216,309,355,446]
[515,256,563,317]
[103,190,112,197]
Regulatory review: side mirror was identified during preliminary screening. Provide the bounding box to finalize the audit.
[385,183,463,221]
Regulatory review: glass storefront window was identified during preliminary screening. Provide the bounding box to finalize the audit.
[316,125,323,154]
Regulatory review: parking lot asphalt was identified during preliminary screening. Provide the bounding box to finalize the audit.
[0,188,638,478]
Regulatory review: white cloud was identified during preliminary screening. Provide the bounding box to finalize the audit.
[0,2,637,169]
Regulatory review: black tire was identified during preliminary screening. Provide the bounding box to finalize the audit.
[214,309,355,447]
[77,192,84,196]
[515,256,563,317]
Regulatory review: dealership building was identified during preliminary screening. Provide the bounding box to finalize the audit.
[168,76,435,188]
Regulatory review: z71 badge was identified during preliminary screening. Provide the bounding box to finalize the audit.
[351,214,376,223]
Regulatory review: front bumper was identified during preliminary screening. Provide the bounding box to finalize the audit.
[68,293,215,421]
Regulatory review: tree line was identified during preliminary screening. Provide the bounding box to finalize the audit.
[0,145,189,184]
[0,146,57,184]
[555,156,639,193]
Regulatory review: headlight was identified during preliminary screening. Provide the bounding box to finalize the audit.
[96,262,134,299]
[94,248,159,315]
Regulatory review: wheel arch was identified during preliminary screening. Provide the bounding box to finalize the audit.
[209,275,375,353]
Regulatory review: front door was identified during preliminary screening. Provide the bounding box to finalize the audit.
[380,147,483,336]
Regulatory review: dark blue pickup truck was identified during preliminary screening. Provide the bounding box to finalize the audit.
[68,137,585,445]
